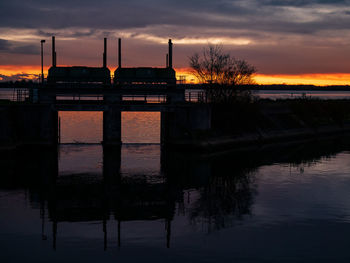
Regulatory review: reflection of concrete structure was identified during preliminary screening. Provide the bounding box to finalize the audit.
[47,37,111,85]
[2,138,349,250]
[48,146,177,249]
[114,39,176,85]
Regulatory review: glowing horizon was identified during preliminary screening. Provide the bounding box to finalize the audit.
[1,65,349,86]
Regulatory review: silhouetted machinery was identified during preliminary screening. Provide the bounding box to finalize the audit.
[47,36,176,86]
[114,39,176,85]
[47,37,111,85]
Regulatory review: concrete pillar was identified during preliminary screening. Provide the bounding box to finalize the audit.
[104,93,121,103]
[0,104,58,148]
[18,105,58,146]
[38,89,56,104]
[167,90,185,104]
[161,105,211,145]
[103,106,121,145]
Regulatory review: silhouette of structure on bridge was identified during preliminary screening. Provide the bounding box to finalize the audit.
[47,37,111,85]
[0,36,212,149]
[114,38,176,85]
[47,36,176,86]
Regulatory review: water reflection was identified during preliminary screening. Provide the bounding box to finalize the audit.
[1,137,350,261]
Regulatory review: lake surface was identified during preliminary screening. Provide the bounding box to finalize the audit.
[1,112,350,262]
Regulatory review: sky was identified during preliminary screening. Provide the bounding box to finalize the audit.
[0,0,350,85]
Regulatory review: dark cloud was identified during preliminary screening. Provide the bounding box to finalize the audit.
[1,0,350,75]
[0,39,12,50]
[1,0,350,34]
[262,0,350,6]
[0,39,39,54]
[0,73,37,82]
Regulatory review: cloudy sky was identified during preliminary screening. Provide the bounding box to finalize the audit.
[1,0,350,84]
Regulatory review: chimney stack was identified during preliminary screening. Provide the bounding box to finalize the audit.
[103,38,107,68]
[52,36,56,67]
[168,39,173,68]
[118,38,122,68]
[166,53,169,68]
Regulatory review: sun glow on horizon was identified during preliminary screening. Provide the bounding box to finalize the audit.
[0,65,349,86]
[254,73,350,86]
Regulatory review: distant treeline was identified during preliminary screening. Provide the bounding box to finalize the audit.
[0,80,40,88]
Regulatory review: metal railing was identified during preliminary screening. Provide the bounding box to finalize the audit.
[0,88,30,102]
[185,90,206,103]
[56,94,104,101]
[122,95,167,103]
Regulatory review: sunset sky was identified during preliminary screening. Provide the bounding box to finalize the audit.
[0,0,350,85]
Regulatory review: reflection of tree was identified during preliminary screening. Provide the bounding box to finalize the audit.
[188,169,257,232]
[284,140,344,174]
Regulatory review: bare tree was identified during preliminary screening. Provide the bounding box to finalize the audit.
[189,44,256,85]
[189,45,257,103]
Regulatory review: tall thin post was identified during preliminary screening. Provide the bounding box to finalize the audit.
[41,40,45,85]
[52,36,56,67]
[166,53,169,68]
[118,38,121,68]
[168,39,172,68]
[103,38,107,68]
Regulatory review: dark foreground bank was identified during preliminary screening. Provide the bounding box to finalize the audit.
[166,99,350,152]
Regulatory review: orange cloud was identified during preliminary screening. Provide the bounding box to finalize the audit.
[175,68,350,86]
[0,65,43,80]
[254,73,350,86]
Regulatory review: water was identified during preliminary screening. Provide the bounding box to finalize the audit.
[254,90,350,100]
[1,113,350,262]
[58,111,160,143]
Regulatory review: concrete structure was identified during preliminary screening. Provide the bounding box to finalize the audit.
[0,104,58,148]
[47,36,177,86]
[114,39,176,85]
[103,105,122,145]
[47,37,111,85]
[0,36,213,150]
[0,85,212,149]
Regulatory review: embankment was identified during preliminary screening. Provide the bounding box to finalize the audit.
[0,102,57,150]
[167,99,350,152]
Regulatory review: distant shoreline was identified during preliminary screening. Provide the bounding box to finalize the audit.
[0,82,350,91]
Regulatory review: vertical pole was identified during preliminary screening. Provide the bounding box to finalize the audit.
[118,38,121,68]
[103,38,107,68]
[41,43,43,84]
[41,40,45,85]
[52,36,56,67]
[166,54,169,68]
[58,116,61,144]
[168,39,172,68]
